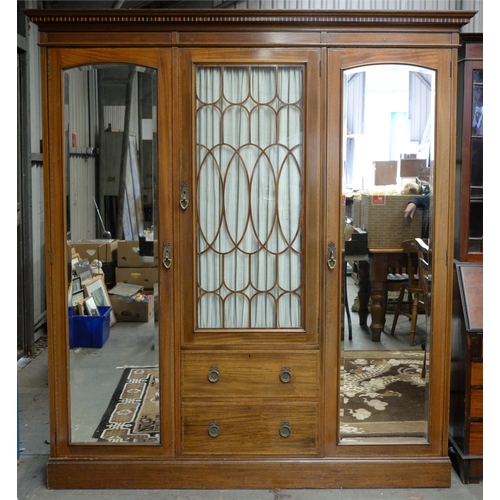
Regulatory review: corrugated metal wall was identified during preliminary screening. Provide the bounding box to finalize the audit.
[31,162,46,328]
[66,69,97,241]
[27,9,45,332]
[28,20,42,156]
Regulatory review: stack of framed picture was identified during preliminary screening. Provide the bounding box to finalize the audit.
[69,256,117,326]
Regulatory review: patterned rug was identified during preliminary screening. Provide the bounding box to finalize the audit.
[93,366,160,443]
[340,350,427,438]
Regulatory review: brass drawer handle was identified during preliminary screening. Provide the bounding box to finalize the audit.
[280,366,292,383]
[208,366,220,383]
[280,421,291,438]
[208,421,220,438]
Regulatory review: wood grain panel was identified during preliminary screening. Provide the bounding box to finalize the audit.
[469,389,483,418]
[181,402,318,455]
[469,421,483,455]
[181,350,319,398]
[470,362,483,386]
[326,32,456,47]
[46,458,452,489]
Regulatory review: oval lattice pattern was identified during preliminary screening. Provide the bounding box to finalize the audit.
[196,66,304,329]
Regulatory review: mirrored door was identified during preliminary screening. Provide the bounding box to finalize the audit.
[64,63,160,444]
[338,63,435,444]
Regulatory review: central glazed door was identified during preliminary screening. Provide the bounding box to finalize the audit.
[175,48,326,456]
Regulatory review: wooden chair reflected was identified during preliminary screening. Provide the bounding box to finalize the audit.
[389,239,424,346]
[415,238,432,318]
[415,238,432,379]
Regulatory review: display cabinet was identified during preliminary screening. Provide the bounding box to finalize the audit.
[27,8,475,490]
[450,33,483,483]
[455,34,483,262]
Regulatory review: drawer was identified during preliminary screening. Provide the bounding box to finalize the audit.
[468,334,483,361]
[469,421,483,455]
[470,362,483,387]
[469,389,483,418]
[181,350,319,398]
[181,402,319,456]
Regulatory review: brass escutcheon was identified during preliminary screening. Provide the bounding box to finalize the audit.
[180,181,189,210]
[327,241,337,270]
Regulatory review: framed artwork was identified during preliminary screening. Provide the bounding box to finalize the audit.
[77,300,85,316]
[72,290,85,307]
[72,276,82,294]
[84,276,117,326]
[83,296,99,316]
[74,258,93,284]
[71,254,80,270]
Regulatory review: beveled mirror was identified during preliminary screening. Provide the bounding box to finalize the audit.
[340,64,434,444]
[65,64,159,443]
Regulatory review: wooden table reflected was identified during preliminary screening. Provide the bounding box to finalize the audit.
[347,248,407,342]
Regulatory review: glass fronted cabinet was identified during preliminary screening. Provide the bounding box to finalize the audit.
[455,34,483,262]
[27,8,476,490]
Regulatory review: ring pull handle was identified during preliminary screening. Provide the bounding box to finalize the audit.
[208,366,220,383]
[327,242,337,270]
[180,181,189,211]
[208,422,220,438]
[279,421,291,438]
[162,241,173,270]
[280,366,292,384]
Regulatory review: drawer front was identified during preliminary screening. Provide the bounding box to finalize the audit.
[469,421,483,455]
[470,362,483,387]
[181,350,319,398]
[181,402,319,456]
[469,389,483,418]
[468,334,483,360]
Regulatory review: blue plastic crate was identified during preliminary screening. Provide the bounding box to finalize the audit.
[69,306,112,348]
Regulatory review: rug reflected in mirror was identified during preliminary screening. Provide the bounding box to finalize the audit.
[93,366,160,443]
[340,350,427,440]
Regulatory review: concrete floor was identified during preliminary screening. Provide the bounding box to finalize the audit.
[16,276,484,499]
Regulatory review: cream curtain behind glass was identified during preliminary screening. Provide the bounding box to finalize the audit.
[196,66,303,329]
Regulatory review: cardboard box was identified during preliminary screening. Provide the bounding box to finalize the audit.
[352,195,362,228]
[117,240,159,268]
[115,267,158,288]
[110,298,154,322]
[108,282,154,322]
[70,239,118,263]
[69,306,112,348]
[359,193,427,249]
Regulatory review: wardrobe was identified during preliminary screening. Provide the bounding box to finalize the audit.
[27,8,476,489]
